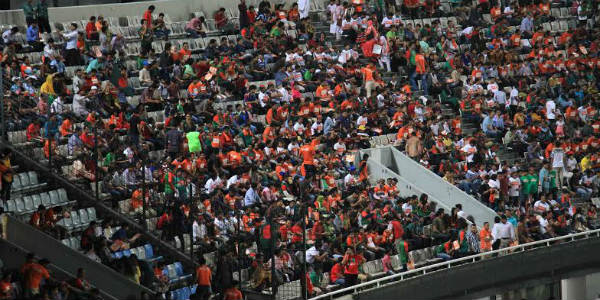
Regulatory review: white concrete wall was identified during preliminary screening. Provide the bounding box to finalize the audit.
[2,0,299,27]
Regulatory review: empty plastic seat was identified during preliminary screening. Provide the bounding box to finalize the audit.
[58,188,69,203]
[70,236,80,250]
[87,207,97,221]
[19,173,30,188]
[6,200,16,212]
[70,210,81,228]
[79,208,89,224]
[61,239,71,248]
[144,244,154,259]
[23,196,34,212]
[15,198,25,214]
[11,175,22,191]
[31,194,42,208]
[49,190,61,205]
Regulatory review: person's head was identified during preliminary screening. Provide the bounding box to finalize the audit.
[148,5,155,12]
[90,16,96,22]
[471,224,478,233]
[70,23,78,31]
[483,221,489,230]
[39,258,50,266]
[501,215,507,224]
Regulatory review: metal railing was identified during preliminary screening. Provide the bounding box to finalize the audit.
[311,228,600,300]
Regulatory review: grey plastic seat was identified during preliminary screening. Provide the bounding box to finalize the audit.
[40,192,51,206]
[19,173,30,187]
[79,208,89,224]
[58,188,69,203]
[6,200,16,212]
[23,196,34,212]
[28,171,39,185]
[87,207,97,221]
[14,198,25,214]
[49,190,60,205]
[70,210,81,228]
[11,175,22,191]
[61,239,71,248]
[32,194,42,208]
[70,236,79,250]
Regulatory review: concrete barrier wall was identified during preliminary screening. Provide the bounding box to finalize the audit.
[2,0,299,27]
[362,146,496,226]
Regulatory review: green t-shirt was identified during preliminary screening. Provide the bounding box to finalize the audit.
[548,169,557,189]
[520,175,530,195]
[385,30,397,39]
[103,152,114,167]
[186,131,201,153]
[526,174,538,194]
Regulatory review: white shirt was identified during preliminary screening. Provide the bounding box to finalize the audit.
[508,177,521,197]
[538,216,549,234]
[306,246,320,264]
[462,144,477,163]
[496,222,515,240]
[534,200,550,214]
[63,30,79,50]
[192,220,206,242]
[546,100,556,120]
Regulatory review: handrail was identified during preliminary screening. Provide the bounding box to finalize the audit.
[311,228,600,300]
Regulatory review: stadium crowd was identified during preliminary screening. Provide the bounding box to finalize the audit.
[1,0,600,298]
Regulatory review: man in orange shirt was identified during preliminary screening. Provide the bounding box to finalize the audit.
[411,47,429,95]
[361,63,377,97]
[22,258,51,297]
[195,256,212,300]
[300,143,316,178]
[479,222,492,252]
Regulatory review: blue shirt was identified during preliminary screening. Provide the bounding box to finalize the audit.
[244,187,260,207]
[481,115,493,134]
[520,17,533,33]
[26,25,38,42]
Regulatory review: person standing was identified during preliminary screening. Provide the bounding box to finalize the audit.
[0,149,13,201]
[60,23,80,66]
[298,0,311,20]
[23,0,37,26]
[479,221,492,252]
[36,0,50,34]
[195,256,212,300]
[238,0,249,30]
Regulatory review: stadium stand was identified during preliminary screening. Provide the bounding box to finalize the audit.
[1,0,600,299]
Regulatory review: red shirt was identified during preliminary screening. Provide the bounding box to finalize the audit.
[143,10,153,28]
[330,263,343,282]
[85,22,96,38]
[343,254,364,275]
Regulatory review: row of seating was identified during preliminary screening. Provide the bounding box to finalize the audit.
[162,261,193,284]
[169,284,198,300]
[11,171,47,194]
[112,243,164,262]
[56,207,99,232]
[3,188,74,216]
[408,246,445,268]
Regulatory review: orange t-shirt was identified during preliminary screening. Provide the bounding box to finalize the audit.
[362,67,374,81]
[300,144,315,165]
[196,265,212,286]
[415,54,426,74]
[24,263,50,289]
